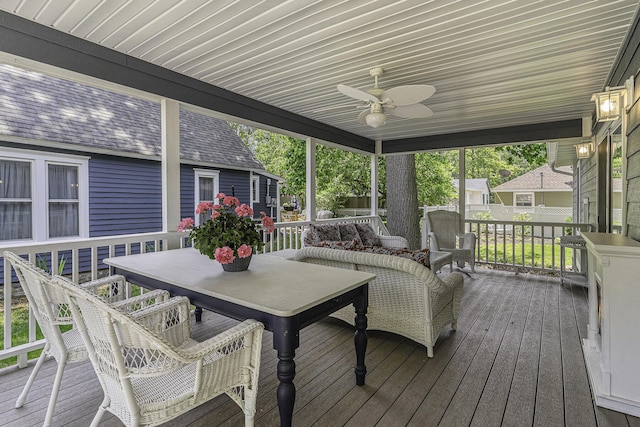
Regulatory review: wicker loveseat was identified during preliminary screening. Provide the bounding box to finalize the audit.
[294,246,464,357]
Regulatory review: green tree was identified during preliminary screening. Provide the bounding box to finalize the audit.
[230,123,306,198]
[496,144,547,175]
[386,154,421,249]
[230,123,374,213]
[415,152,456,205]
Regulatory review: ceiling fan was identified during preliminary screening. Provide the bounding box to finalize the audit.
[337,67,435,128]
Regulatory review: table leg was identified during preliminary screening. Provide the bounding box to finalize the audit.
[354,289,368,386]
[273,318,300,427]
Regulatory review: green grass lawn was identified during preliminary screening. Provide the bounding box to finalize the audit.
[0,297,52,369]
[477,237,576,270]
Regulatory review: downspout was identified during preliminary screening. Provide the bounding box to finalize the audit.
[550,161,573,176]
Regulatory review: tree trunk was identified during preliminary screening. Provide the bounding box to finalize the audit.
[385,154,421,249]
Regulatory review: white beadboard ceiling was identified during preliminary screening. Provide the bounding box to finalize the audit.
[0,0,638,145]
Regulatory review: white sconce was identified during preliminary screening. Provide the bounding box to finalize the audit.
[575,140,594,159]
[591,86,625,122]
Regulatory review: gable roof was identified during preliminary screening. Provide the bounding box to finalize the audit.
[0,64,264,171]
[493,164,572,192]
[453,178,491,193]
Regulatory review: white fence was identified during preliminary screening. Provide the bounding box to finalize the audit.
[339,204,578,224]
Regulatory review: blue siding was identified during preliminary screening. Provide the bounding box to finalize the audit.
[89,156,162,236]
[180,165,195,219]
[252,173,278,216]
[3,153,263,284]
[220,169,251,204]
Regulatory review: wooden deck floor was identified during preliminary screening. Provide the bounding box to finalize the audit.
[2,268,640,426]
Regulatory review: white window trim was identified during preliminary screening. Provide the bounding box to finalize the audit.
[194,169,220,225]
[0,147,89,242]
[251,174,260,206]
[514,191,535,212]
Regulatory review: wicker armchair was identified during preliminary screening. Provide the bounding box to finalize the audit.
[425,210,476,272]
[51,274,264,427]
[295,247,463,357]
[3,250,169,427]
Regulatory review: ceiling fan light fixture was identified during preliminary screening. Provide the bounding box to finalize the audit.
[366,112,386,128]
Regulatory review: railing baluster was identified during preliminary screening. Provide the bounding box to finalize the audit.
[1,218,591,368]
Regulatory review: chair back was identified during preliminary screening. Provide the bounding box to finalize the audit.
[4,251,71,361]
[51,274,189,402]
[54,274,187,368]
[425,210,461,249]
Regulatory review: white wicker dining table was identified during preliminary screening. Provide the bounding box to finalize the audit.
[105,248,374,427]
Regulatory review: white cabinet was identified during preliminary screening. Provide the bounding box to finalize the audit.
[582,232,640,416]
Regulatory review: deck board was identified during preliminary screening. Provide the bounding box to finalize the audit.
[534,278,565,426]
[2,268,639,426]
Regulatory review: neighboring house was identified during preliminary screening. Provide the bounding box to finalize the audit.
[452,178,491,205]
[492,164,575,208]
[0,64,280,246]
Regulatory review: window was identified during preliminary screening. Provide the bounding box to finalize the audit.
[514,192,534,208]
[251,175,260,204]
[48,164,80,238]
[0,159,32,240]
[194,169,219,225]
[0,149,88,242]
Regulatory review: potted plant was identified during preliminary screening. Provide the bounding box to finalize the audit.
[178,193,275,271]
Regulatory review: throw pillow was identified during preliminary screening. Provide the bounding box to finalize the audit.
[309,223,340,242]
[338,223,363,246]
[354,223,381,246]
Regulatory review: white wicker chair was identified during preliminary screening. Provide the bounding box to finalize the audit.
[51,274,264,427]
[425,210,476,272]
[3,250,170,427]
[294,247,464,357]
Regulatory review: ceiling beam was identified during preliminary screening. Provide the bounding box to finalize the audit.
[0,11,374,153]
[382,119,583,154]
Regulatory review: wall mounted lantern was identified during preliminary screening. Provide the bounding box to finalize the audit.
[591,86,625,122]
[575,140,594,159]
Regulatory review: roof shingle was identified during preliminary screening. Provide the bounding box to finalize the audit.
[0,64,263,170]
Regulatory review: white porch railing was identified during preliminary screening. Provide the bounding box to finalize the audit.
[1,214,590,370]
[0,216,387,369]
[1,231,187,369]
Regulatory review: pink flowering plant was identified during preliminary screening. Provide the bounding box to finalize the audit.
[178,193,275,264]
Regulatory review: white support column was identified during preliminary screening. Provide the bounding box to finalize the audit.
[459,148,466,229]
[161,99,181,248]
[306,137,317,221]
[370,140,382,216]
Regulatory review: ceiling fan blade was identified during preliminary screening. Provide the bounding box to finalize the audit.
[357,109,369,125]
[337,84,379,102]
[382,85,436,106]
[390,103,434,119]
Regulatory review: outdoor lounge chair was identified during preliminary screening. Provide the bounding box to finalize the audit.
[425,210,476,273]
[3,251,169,427]
[51,274,264,427]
